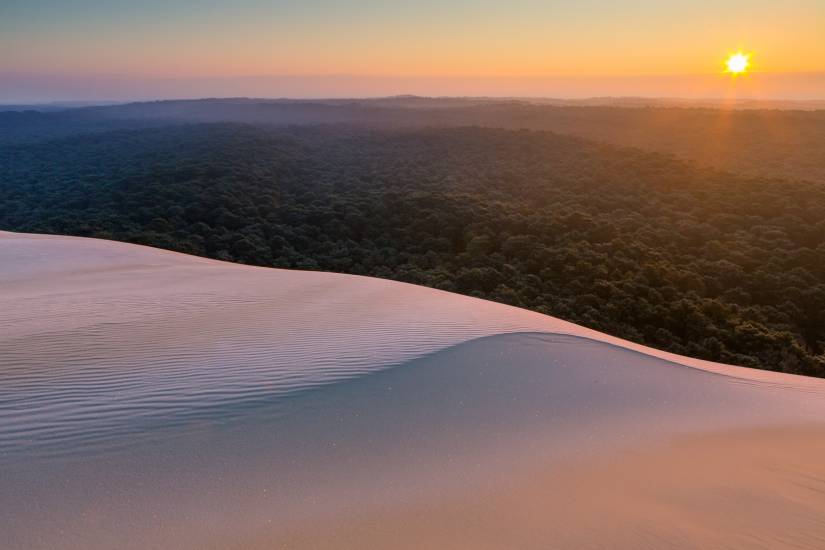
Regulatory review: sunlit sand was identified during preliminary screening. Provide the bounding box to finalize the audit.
[2,231,825,549]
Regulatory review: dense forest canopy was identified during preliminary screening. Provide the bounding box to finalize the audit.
[2,122,823,377]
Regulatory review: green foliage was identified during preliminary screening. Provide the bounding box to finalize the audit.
[2,123,823,376]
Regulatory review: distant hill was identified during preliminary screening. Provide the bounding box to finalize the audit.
[2,97,824,181]
[0,101,122,112]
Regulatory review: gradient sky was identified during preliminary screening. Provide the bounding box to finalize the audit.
[2,0,825,101]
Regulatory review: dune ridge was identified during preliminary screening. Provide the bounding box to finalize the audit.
[2,231,819,458]
[2,231,825,549]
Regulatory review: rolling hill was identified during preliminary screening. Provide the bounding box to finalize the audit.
[3,98,825,181]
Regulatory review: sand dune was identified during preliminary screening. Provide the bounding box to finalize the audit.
[2,231,825,549]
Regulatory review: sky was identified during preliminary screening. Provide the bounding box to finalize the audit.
[2,0,825,101]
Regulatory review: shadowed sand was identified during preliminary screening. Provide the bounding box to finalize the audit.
[2,231,825,549]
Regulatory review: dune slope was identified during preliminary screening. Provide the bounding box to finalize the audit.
[2,231,825,550]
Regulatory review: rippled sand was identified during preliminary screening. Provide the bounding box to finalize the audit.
[2,231,825,549]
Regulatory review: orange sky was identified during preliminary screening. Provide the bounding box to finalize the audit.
[2,0,824,100]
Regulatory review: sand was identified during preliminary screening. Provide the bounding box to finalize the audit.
[270,425,825,550]
[2,231,825,549]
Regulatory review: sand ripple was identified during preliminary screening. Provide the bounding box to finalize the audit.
[2,231,823,460]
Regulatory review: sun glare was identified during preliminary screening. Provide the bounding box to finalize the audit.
[725,52,750,75]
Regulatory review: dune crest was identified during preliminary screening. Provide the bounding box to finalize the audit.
[2,231,825,550]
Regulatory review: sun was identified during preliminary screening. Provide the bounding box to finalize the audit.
[725,51,751,75]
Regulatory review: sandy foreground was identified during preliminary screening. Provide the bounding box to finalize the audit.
[2,231,825,549]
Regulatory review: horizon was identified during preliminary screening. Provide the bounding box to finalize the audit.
[5,92,825,108]
[4,72,825,104]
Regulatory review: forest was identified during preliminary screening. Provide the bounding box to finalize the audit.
[2,122,823,377]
